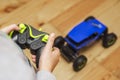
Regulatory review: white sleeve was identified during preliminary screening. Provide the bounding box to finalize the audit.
[37,70,56,80]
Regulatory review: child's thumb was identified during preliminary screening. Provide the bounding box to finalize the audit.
[45,33,56,50]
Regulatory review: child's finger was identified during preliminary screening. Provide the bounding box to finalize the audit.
[32,58,36,63]
[1,24,20,34]
[31,55,36,59]
[52,47,60,57]
[45,33,55,51]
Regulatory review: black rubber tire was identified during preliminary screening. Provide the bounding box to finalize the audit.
[73,55,87,72]
[54,36,65,49]
[61,46,75,62]
[84,16,95,22]
[102,33,117,48]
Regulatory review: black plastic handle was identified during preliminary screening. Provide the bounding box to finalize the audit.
[35,47,44,68]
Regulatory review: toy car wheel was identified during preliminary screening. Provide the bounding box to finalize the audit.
[84,16,95,22]
[54,36,65,49]
[73,55,87,71]
[102,33,117,48]
[61,46,75,62]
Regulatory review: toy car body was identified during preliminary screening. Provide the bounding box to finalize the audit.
[66,17,106,51]
[55,16,117,71]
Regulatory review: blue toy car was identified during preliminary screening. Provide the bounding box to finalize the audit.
[54,16,117,71]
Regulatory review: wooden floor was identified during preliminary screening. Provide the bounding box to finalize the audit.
[0,0,120,80]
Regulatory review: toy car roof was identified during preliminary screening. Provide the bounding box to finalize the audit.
[68,18,106,43]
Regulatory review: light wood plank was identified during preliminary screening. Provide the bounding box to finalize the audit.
[70,60,119,80]
[50,0,106,36]
[37,0,82,23]
[0,0,50,27]
[99,46,120,79]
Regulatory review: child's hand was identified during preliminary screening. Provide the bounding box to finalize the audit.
[1,24,20,34]
[38,33,60,72]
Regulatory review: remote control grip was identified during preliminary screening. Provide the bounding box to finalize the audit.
[36,47,44,68]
